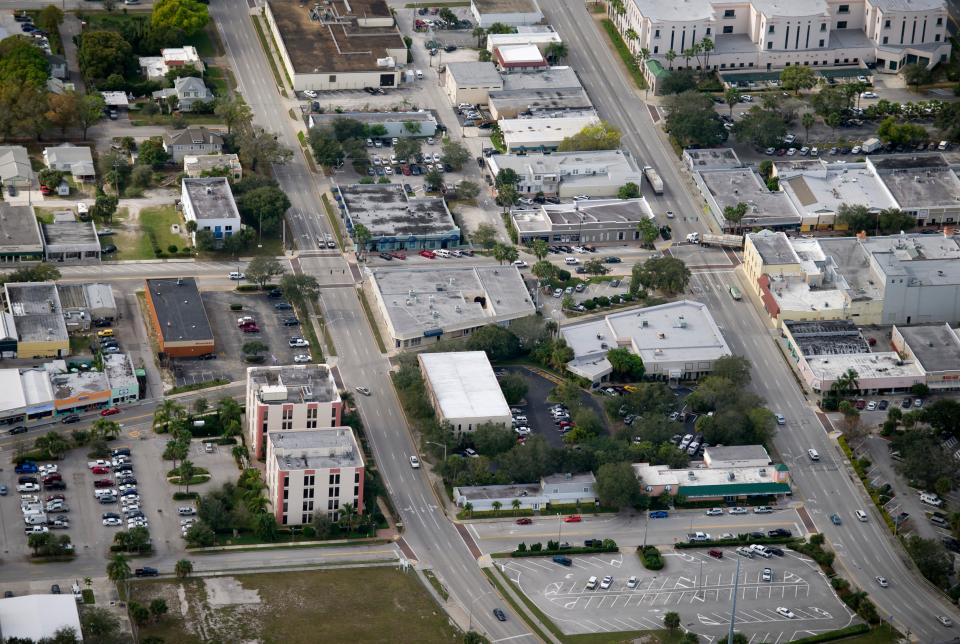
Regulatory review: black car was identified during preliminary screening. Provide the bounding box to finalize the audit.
[493,608,507,622]
[198,353,217,360]
[767,528,792,537]
[8,426,26,435]
[134,567,159,577]
[604,256,622,263]
[901,397,912,409]
[268,289,283,298]
[112,448,131,457]
[51,584,61,594]
[3,591,12,598]
[118,477,137,486]
[282,318,300,326]
[93,318,111,328]
[766,546,785,556]
[61,414,81,424]
[749,531,765,539]
[274,302,293,310]
[45,481,66,490]
[379,252,393,261]
[102,244,117,254]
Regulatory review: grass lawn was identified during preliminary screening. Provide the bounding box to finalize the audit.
[187,22,225,57]
[205,65,235,98]
[835,624,901,644]
[114,205,186,261]
[33,208,56,225]
[130,568,459,644]
[130,112,224,127]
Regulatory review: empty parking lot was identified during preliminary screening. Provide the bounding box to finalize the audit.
[498,546,855,641]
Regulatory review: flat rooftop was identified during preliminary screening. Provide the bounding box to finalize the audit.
[338,183,457,238]
[51,368,110,400]
[488,87,591,113]
[145,278,214,344]
[699,169,801,227]
[183,177,240,221]
[446,61,502,87]
[248,364,339,404]
[419,351,510,420]
[562,301,730,376]
[0,204,42,251]
[805,351,925,382]
[633,462,786,489]
[103,353,136,387]
[306,110,437,124]
[473,0,540,12]
[826,234,960,291]
[869,154,960,209]
[490,149,640,179]
[704,445,771,465]
[779,163,896,216]
[41,221,100,247]
[454,483,541,501]
[500,113,599,145]
[267,0,404,74]
[748,230,801,266]
[512,199,653,233]
[784,319,870,357]
[685,148,742,169]
[0,369,26,412]
[766,274,849,313]
[500,67,581,92]
[5,283,67,344]
[270,428,363,470]
[371,265,535,338]
[897,323,960,373]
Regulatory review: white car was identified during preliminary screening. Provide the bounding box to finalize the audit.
[102,517,122,526]
[293,354,312,364]
[512,260,528,268]
[705,508,723,516]
[665,210,675,218]
[626,576,638,589]
[355,386,371,396]
[875,576,889,588]
[599,576,613,589]
[426,137,435,145]
[762,567,773,582]
[17,483,39,493]
[180,518,197,526]
[304,90,318,98]
[229,272,245,280]
[38,464,58,475]
[776,607,796,619]
[288,338,309,348]
[178,506,197,516]
[786,147,797,156]
[775,413,785,425]
[409,455,420,469]
[728,507,747,515]
[433,153,441,162]
[861,91,879,99]
[866,401,878,411]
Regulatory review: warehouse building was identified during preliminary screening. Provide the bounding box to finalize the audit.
[500,112,600,152]
[3,282,68,358]
[367,265,536,350]
[57,283,116,331]
[471,0,543,27]
[264,0,406,91]
[306,111,438,139]
[41,220,101,263]
[488,149,642,198]
[488,86,592,120]
[561,300,731,384]
[444,61,503,105]
[266,428,364,525]
[245,364,343,459]
[418,351,511,435]
[143,278,215,358]
[0,595,82,643]
[0,204,44,263]
[336,183,460,252]
[892,323,960,391]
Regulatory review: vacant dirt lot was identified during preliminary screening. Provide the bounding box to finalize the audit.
[131,567,460,643]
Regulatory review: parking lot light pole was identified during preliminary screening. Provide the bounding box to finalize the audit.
[425,441,447,462]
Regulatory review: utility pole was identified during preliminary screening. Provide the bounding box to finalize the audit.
[728,557,741,644]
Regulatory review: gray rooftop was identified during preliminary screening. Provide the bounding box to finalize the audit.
[684,148,742,170]
[897,323,960,373]
[840,234,960,288]
[748,230,801,266]
[473,0,541,13]
[454,482,541,501]
[146,278,214,344]
[371,265,535,339]
[307,110,437,125]
[488,87,591,115]
[703,445,772,465]
[446,61,502,87]
[868,154,960,209]
[164,127,224,148]
[0,204,43,252]
[270,428,363,470]
[103,353,137,389]
[4,282,67,344]
[542,472,596,485]
[182,177,241,221]
[338,183,458,238]
[40,221,100,248]
[489,149,640,182]
[50,368,110,401]
[784,319,870,357]
[869,0,944,9]
[778,162,896,216]
[0,146,33,184]
[699,169,801,227]
[248,364,339,404]
[500,67,581,91]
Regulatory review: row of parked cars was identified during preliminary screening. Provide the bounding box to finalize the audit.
[91,449,149,531]
[20,460,71,535]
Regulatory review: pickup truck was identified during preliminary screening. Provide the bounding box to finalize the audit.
[688,532,711,542]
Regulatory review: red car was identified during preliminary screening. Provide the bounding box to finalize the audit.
[419,250,436,259]
[91,466,110,474]
[563,515,582,523]
[45,494,66,502]
[94,479,113,489]
[100,407,120,417]
[391,251,407,260]
[516,518,532,525]
[854,399,867,410]
[241,325,261,333]
[39,185,52,195]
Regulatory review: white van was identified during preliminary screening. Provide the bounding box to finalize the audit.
[416,69,424,80]
[586,576,599,590]
[855,510,868,522]
[807,448,820,461]
[77,203,88,216]
[436,249,452,258]
[920,492,943,507]
[24,514,46,526]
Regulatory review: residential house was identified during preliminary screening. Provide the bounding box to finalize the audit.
[152,76,214,112]
[42,144,95,183]
[163,127,224,162]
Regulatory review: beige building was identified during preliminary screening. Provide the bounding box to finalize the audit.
[418,351,511,435]
[444,62,503,105]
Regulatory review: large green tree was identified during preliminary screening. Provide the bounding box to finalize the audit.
[245,256,286,288]
[0,36,50,86]
[779,65,817,94]
[557,121,622,152]
[631,256,691,295]
[151,0,210,35]
[607,348,645,380]
[733,108,787,149]
[664,91,726,148]
[595,462,643,509]
[78,31,134,83]
[235,185,291,235]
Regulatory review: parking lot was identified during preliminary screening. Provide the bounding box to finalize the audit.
[499,366,608,448]
[499,547,854,640]
[171,290,308,387]
[0,433,237,587]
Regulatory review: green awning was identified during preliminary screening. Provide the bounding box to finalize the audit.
[678,482,791,498]
[646,59,668,79]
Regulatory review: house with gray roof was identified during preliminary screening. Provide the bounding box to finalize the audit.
[0,147,33,190]
[163,127,224,162]
[43,144,95,183]
[152,76,214,112]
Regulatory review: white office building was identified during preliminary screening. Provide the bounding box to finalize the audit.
[418,351,511,435]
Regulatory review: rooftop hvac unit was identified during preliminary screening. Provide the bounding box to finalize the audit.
[759,468,767,477]
[688,471,696,479]
[727,472,735,481]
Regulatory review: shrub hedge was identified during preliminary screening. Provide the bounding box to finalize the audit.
[675,535,799,549]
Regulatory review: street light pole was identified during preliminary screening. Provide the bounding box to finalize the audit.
[728,557,741,644]
[425,441,447,462]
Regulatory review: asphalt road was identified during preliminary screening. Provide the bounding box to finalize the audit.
[207,0,532,639]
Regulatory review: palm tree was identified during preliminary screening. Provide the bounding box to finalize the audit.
[801,112,815,143]
[178,459,197,494]
[463,502,474,518]
[681,47,695,69]
[664,49,677,71]
[153,399,185,431]
[835,368,860,398]
[472,26,486,48]
[492,243,518,265]
[724,87,742,117]
[545,42,568,65]
[492,500,503,516]
[106,553,132,598]
[339,502,359,534]
[530,239,549,261]
[175,559,193,578]
[511,499,521,516]
[699,37,715,71]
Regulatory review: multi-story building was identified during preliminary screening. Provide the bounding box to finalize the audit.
[613,0,949,82]
[180,177,242,247]
[245,365,343,459]
[265,428,364,526]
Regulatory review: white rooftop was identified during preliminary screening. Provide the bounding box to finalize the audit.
[500,113,599,148]
[805,351,926,382]
[632,462,781,489]
[497,43,544,63]
[0,369,25,413]
[777,161,897,218]
[766,274,848,313]
[419,351,510,421]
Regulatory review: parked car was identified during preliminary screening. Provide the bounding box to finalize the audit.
[516,518,532,525]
